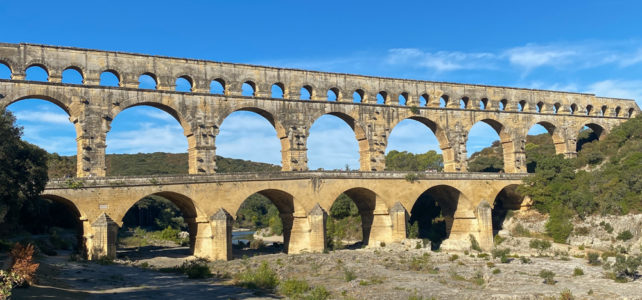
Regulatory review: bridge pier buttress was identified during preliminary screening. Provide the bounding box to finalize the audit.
[73,112,107,178]
[280,123,309,171]
[389,202,409,243]
[288,204,327,254]
[86,213,118,260]
[204,209,233,261]
[187,123,218,174]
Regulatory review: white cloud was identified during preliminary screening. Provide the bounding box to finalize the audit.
[504,44,577,70]
[386,48,497,72]
[106,124,187,154]
[585,80,642,105]
[13,110,70,125]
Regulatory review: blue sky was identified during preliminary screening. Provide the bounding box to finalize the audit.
[1,1,642,170]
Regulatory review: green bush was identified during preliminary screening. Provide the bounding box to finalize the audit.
[183,261,212,279]
[539,269,555,285]
[407,221,419,239]
[236,262,279,290]
[587,252,600,266]
[611,254,642,282]
[448,254,458,261]
[470,234,482,251]
[616,230,633,241]
[307,286,331,300]
[573,267,584,276]
[545,206,573,243]
[279,279,310,298]
[529,239,552,252]
[512,224,531,237]
[492,248,510,263]
[600,222,614,234]
[343,268,356,282]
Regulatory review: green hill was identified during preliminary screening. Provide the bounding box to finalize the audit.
[46,152,280,178]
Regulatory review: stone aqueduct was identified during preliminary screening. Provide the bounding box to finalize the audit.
[0,43,639,260]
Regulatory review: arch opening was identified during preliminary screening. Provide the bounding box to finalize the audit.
[399,92,409,106]
[327,88,339,101]
[106,105,188,175]
[536,102,544,113]
[234,189,295,256]
[5,99,76,175]
[419,94,428,106]
[62,67,83,85]
[300,86,312,100]
[479,98,488,110]
[576,123,604,152]
[119,192,199,259]
[0,61,11,79]
[175,76,193,92]
[327,188,378,250]
[308,113,363,170]
[467,120,508,173]
[217,109,282,167]
[25,65,48,82]
[525,123,558,173]
[459,97,468,109]
[491,185,525,234]
[570,104,577,115]
[553,103,561,114]
[210,79,225,94]
[242,81,256,97]
[627,108,634,118]
[376,91,386,104]
[408,185,463,250]
[585,105,593,116]
[138,73,157,89]
[439,95,448,108]
[353,89,364,103]
[385,118,445,172]
[615,106,621,117]
[100,70,120,87]
[517,100,526,112]
[498,99,507,111]
[271,83,284,98]
[600,105,607,116]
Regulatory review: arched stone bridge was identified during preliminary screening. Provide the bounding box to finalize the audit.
[0,43,639,177]
[0,43,639,260]
[44,172,526,260]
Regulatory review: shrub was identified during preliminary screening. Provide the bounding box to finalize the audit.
[545,206,573,243]
[520,256,532,264]
[236,262,279,290]
[574,226,590,236]
[469,234,482,251]
[616,230,633,241]
[183,261,212,279]
[492,248,510,263]
[448,254,459,262]
[539,269,555,285]
[559,289,574,300]
[307,286,331,300]
[512,224,531,237]
[492,268,501,274]
[599,221,614,234]
[493,235,506,246]
[9,243,39,286]
[343,268,356,282]
[573,268,584,276]
[611,254,642,282]
[279,279,310,298]
[587,252,600,266]
[529,239,552,252]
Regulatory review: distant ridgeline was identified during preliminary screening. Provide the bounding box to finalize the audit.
[46,152,281,178]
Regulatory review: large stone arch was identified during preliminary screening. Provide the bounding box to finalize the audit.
[386,116,451,170]
[308,111,370,171]
[40,193,89,255]
[526,120,569,156]
[0,57,16,77]
[574,122,607,152]
[490,184,526,234]
[217,106,289,169]
[1,93,73,115]
[467,118,523,173]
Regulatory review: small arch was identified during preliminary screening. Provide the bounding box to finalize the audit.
[399,92,409,106]
[327,87,339,101]
[517,100,527,112]
[210,78,225,94]
[242,81,256,97]
[439,95,449,107]
[271,83,285,98]
[300,85,312,100]
[627,108,635,118]
[536,101,544,113]
[479,98,488,110]
[570,103,577,114]
[615,106,621,117]
[526,121,563,172]
[25,64,49,82]
[376,91,387,104]
[553,103,561,114]
[419,94,428,106]
[0,60,12,79]
[175,75,193,92]
[585,105,593,116]
[40,194,86,253]
[498,99,507,111]
[353,89,364,103]
[138,73,158,89]
[62,67,84,84]
[100,70,121,87]
[327,188,381,249]
[600,105,607,116]
[459,97,469,109]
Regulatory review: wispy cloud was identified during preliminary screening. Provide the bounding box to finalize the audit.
[586,80,642,103]
[14,110,70,125]
[504,44,578,71]
[386,48,498,72]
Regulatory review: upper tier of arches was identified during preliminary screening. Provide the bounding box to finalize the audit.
[0,43,637,119]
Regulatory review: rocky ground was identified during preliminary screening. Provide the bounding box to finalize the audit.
[6,212,642,299]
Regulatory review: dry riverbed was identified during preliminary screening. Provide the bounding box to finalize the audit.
[5,242,642,300]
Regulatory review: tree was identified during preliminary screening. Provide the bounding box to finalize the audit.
[0,110,48,232]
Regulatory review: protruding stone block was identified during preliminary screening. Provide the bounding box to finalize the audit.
[208,208,233,261]
[289,204,327,254]
[389,202,408,242]
[88,213,118,260]
[475,200,493,251]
